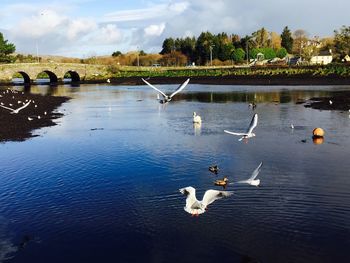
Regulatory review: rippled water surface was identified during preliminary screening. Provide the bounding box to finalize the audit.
[0,84,350,263]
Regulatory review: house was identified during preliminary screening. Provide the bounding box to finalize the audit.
[342,55,350,62]
[310,49,333,65]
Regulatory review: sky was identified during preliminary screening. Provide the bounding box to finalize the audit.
[0,0,349,58]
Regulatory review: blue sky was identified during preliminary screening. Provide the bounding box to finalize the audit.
[1,0,349,58]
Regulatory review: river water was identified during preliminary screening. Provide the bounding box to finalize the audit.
[0,83,349,263]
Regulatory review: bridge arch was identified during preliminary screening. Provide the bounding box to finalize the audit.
[12,71,31,85]
[35,70,58,84]
[64,70,80,82]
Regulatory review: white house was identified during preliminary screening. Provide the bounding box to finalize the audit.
[310,49,333,65]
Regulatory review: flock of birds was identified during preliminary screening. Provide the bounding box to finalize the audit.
[0,89,47,121]
[142,78,263,216]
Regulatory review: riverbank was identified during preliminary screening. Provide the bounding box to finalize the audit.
[103,75,350,86]
[0,88,69,142]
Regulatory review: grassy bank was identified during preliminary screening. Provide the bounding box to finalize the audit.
[107,64,350,79]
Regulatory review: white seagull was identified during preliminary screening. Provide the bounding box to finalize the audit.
[193,112,202,123]
[224,113,258,141]
[234,162,263,187]
[142,78,190,104]
[0,100,31,114]
[179,186,233,216]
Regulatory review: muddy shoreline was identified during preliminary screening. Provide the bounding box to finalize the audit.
[0,88,69,142]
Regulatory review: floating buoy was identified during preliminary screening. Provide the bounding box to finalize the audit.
[313,128,325,138]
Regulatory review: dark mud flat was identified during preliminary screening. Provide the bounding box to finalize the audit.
[0,89,70,142]
[304,90,350,111]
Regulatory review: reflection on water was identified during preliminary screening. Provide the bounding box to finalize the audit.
[193,122,201,136]
[0,83,350,263]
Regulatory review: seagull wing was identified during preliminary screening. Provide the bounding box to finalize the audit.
[169,78,190,98]
[249,162,263,180]
[224,130,246,136]
[246,113,258,134]
[179,186,198,208]
[0,105,14,111]
[142,78,167,98]
[201,189,233,207]
[15,100,31,112]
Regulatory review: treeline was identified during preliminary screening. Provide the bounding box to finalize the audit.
[157,26,350,66]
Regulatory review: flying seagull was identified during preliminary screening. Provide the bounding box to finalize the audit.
[0,100,31,114]
[179,186,233,216]
[142,78,190,104]
[224,113,258,141]
[233,162,263,186]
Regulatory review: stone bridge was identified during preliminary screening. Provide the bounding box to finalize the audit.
[0,63,108,85]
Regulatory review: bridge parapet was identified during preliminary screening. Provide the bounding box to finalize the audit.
[0,63,107,84]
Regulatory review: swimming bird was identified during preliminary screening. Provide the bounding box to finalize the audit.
[214,177,229,188]
[107,78,111,83]
[234,162,263,187]
[329,100,333,105]
[208,165,219,174]
[248,102,257,110]
[224,113,258,141]
[193,112,202,123]
[142,78,190,104]
[179,186,233,216]
[291,123,294,129]
[0,100,31,114]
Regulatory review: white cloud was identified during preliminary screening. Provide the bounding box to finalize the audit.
[144,23,166,37]
[102,1,189,23]
[67,19,97,40]
[93,24,123,44]
[12,10,68,39]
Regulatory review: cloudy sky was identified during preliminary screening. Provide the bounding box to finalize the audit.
[1,0,349,58]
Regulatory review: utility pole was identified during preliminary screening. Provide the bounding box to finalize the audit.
[210,45,214,66]
[36,42,39,63]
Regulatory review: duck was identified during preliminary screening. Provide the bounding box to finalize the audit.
[208,165,219,174]
[214,177,229,187]
[193,112,202,123]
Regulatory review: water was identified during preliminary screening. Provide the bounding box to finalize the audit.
[0,83,349,263]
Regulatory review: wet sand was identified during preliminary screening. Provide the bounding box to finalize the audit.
[0,88,69,142]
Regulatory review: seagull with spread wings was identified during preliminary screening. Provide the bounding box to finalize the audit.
[0,100,31,114]
[142,78,190,104]
[179,186,233,216]
[224,113,258,141]
[231,162,263,187]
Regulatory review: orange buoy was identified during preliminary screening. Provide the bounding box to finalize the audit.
[313,128,325,138]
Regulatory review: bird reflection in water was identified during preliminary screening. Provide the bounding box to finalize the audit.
[193,122,201,136]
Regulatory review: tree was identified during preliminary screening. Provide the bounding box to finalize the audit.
[253,27,269,48]
[159,51,187,66]
[179,36,196,62]
[232,48,245,63]
[269,32,281,50]
[0,32,16,63]
[292,29,308,56]
[195,31,214,65]
[281,26,293,53]
[160,38,175,54]
[334,25,350,60]
[112,51,122,57]
[276,47,288,58]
